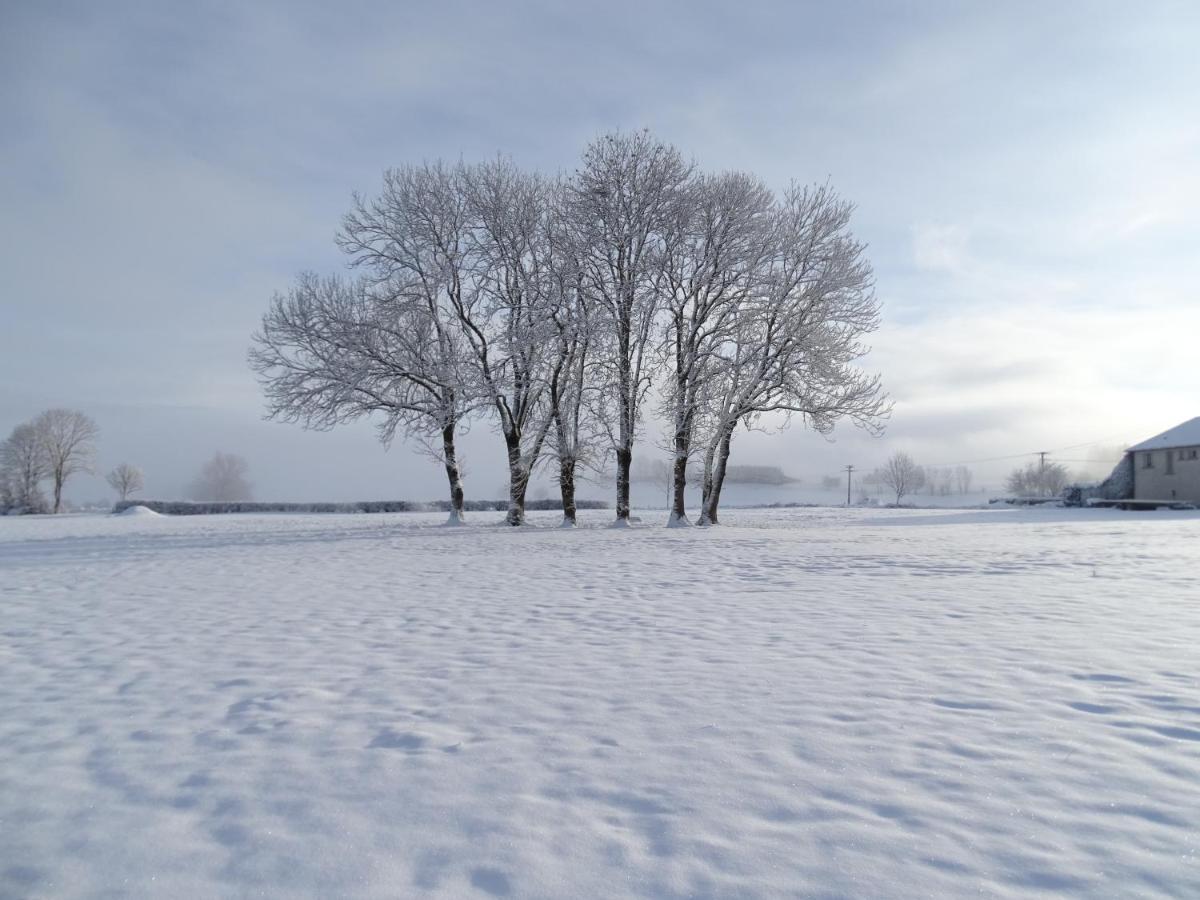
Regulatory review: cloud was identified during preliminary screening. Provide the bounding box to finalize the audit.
[911,223,970,272]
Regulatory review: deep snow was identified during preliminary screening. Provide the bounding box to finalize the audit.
[2,506,1198,898]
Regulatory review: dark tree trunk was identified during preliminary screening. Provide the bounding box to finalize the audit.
[668,334,691,527]
[504,429,528,526]
[698,442,717,526]
[559,453,577,526]
[700,428,733,526]
[442,423,466,524]
[53,471,64,514]
[614,445,632,523]
[669,434,689,526]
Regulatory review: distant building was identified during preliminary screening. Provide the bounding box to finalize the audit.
[1127,417,1200,504]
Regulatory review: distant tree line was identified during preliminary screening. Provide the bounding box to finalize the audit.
[824,451,1072,506]
[251,130,889,527]
[113,498,608,516]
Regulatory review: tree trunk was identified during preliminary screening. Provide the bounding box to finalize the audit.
[505,430,527,526]
[442,423,466,524]
[559,453,577,526]
[669,434,689,527]
[53,471,64,514]
[700,428,733,526]
[668,335,691,527]
[614,445,632,524]
[698,440,717,526]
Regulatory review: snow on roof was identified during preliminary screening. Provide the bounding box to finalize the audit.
[1128,417,1200,452]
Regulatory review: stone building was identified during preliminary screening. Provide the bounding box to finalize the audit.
[1128,417,1200,504]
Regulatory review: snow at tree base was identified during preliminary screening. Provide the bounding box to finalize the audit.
[3,506,1199,898]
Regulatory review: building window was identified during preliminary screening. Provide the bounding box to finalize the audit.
[1166,450,1174,475]
[1143,452,1154,469]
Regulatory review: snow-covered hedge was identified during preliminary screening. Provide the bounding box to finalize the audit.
[112,499,607,516]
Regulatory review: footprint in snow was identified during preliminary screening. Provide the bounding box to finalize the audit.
[1067,702,1118,714]
[369,728,427,751]
[469,867,513,896]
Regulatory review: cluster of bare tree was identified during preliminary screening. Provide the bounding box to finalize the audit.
[863,454,975,505]
[0,409,105,514]
[919,465,973,497]
[1005,460,1069,498]
[251,131,888,527]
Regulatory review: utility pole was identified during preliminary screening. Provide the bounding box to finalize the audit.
[844,464,855,506]
[1036,451,1048,497]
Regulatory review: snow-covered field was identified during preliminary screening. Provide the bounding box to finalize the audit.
[2,506,1199,898]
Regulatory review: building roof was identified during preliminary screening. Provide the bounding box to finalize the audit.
[1128,417,1200,452]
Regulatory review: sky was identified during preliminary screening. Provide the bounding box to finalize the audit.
[2,0,1198,504]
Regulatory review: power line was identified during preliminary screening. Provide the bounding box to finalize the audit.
[921,432,1131,468]
[919,451,1042,467]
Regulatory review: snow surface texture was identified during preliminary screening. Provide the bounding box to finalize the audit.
[2,507,1199,898]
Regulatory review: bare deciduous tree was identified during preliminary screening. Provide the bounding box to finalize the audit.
[543,183,600,525]
[189,451,252,502]
[1,423,49,513]
[954,465,973,495]
[32,408,99,513]
[877,451,923,505]
[106,463,144,502]
[659,171,774,526]
[696,183,889,525]
[568,130,693,525]
[341,162,550,522]
[250,272,472,522]
[455,159,556,525]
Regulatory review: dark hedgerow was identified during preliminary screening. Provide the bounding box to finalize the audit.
[112,499,607,516]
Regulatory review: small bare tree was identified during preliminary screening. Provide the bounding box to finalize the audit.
[1,423,49,513]
[32,408,99,513]
[189,452,252,502]
[877,451,923,505]
[106,463,144,502]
